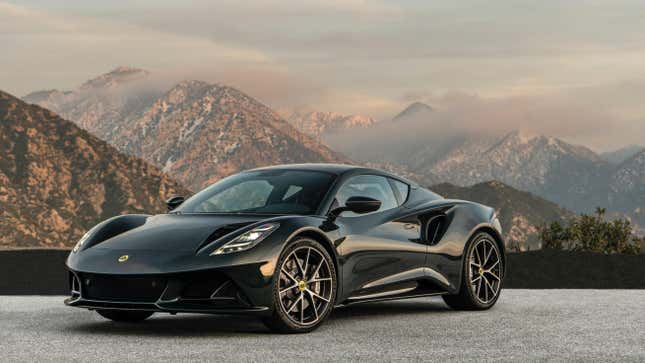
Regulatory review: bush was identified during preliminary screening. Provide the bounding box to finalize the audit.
[540,207,642,254]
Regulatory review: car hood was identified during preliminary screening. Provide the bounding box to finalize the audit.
[94,214,265,252]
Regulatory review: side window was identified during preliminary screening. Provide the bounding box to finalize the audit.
[389,178,410,205]
[336,175,399,217]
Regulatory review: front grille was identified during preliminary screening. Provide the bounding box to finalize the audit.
[80,274,166,302]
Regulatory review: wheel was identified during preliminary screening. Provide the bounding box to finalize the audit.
[262,238,337,333]
[442,232,503,310]
[97,310,154,322]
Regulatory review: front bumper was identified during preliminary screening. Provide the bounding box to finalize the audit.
[64,268,272,316]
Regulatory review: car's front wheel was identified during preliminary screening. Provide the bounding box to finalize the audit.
[442,232,503,310]
[263,238,337,333]
[97,310,154,322]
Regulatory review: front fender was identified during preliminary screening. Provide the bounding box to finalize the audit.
[77,214,151,252]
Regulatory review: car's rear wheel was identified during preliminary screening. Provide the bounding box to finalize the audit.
[442,232,503,310]
[97,310,154,322]
[263,238,337,333]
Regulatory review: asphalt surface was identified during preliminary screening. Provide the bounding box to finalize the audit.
[1,290,643,362]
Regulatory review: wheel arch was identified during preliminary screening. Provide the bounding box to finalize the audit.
[470,225,506,276]
[286,227,341,301]
[82,214,151,251]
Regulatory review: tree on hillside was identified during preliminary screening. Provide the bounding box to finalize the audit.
[540,208,642,254]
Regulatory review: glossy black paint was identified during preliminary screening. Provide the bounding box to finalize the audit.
[328,196,381,220]
[65,164,504,316]
[165,196,185,211]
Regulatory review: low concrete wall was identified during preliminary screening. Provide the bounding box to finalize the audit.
[504,249,645,289]
[0,249,71,295]
[0,249,644,295]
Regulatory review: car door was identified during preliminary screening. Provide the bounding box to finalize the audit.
[334,175,427,300]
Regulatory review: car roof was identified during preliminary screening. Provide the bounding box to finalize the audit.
[249,163,361,174]
[248,163,418,185]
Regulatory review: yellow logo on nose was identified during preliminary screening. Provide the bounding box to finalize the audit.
[298,280,307,292]
[118,255,129,263]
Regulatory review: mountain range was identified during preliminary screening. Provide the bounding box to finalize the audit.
[432,181,573,250]
[278,107,376,142]
[600,145,644,164]
[24,68,347,190]
[13,66,643,248]
[0,90,187,248]
[392,102,433,122]
[318,103,643,235]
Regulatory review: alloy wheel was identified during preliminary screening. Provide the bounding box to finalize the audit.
[468,238,502,304]
[278,246,333,326]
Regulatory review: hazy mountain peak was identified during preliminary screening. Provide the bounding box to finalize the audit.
[80,66,149,90]
[22,89,61,101]
[496,130,602,161]
[105,80,348,189]
[162,80,214,104]
[174,79,212,89]
[392,102,433,121]
[601,145,645,164]
[503,129,541,143]
[281,107,376,140]
[111,65,146,74]
[22,69,347,191]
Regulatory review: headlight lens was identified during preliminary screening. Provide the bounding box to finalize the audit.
[211,223,279,255]
[72,231,91,253]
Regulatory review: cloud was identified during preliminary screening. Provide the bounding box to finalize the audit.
[326,89,645,153]
[0,2,271,96]
[2,0,645,151]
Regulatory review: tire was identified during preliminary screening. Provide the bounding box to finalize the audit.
[97,310,154,322]
[442,232,503,310]
[262,238,337,333]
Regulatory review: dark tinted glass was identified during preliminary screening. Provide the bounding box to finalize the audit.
[335,175,398,217]
[390,178,410,204]
[177,170,335,215]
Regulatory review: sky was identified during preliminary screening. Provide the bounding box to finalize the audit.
[1,0,644,151]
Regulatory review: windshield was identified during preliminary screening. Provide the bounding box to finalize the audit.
[176,170,336,215]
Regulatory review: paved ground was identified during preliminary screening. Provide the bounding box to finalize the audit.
[0,290,644,362]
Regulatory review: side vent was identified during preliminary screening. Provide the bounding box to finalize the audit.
[426,215,447,245]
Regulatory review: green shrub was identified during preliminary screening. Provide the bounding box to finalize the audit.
[540,208,642,254]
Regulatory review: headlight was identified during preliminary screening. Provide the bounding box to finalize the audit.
[72,231,92,253]
[211,223,279,255]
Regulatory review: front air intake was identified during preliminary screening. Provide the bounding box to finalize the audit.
[79,273,167,302]
[69,272,81,298]
[180,273,230,300]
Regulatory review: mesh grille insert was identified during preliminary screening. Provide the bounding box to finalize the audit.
[80,274,166,302]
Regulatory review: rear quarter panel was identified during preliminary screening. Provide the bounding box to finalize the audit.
[408,199,501,294]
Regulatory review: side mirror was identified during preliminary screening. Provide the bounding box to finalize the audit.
[166,196,185,211]
[328,196,381,221]
[345,196,382,214]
